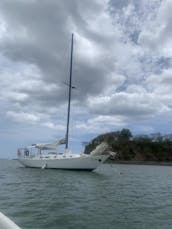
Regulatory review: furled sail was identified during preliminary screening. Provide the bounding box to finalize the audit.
[33,138,66,150]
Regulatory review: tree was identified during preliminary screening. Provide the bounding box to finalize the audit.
[118,129,132,141]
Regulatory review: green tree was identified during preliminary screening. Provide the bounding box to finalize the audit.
[118,129,132,141]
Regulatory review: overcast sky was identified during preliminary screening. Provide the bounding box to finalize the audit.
[0,0,172,158]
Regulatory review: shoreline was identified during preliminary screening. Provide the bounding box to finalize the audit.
[1,158,172,166]
[109,160,172,166]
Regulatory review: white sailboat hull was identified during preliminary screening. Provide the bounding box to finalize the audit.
[18,155,109,171]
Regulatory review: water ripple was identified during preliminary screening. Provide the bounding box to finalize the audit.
[1,160,172,229]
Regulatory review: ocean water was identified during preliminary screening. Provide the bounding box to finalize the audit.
[0,160,172,229]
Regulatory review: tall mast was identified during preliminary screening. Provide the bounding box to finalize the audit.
[65,33,74,149]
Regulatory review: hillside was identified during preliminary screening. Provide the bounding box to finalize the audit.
[84,129,172,161]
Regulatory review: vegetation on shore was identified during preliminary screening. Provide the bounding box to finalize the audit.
[84,129,172,161]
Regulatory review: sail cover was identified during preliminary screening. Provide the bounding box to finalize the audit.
[34,138,66,150]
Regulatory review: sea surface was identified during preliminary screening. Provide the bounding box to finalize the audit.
[0,159,172,229]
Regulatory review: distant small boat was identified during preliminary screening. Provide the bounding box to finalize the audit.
[0,212,21,229]
[17,34,114,171]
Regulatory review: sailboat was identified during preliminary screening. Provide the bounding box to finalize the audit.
[17,34,113,171]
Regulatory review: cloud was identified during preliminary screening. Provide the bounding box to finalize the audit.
[145,68,172,107]
[87,89,169,118]
[75,115,126,134]
[6,111,40,123]
[42,122,65,131]
[138,0,172,56]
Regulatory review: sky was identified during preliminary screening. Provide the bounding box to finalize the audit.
[0,0,172,158]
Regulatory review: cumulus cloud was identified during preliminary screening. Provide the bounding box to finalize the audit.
[138,0,172,56]
[6,111,40,123]
[87,89,169,118]
[75,115,127,134]
[145,68,172,107]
